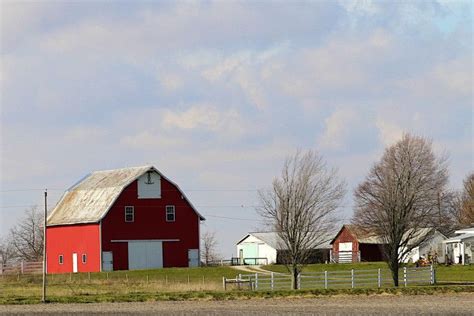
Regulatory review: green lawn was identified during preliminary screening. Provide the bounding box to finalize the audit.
[261,262,474,283]
[435,265,474,283]
[0,266,240,304]
[2,266,239,284]
[1,263,473,304]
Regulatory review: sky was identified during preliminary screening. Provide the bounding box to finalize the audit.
[0,0,472,258]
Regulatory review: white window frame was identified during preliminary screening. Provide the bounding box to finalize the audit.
[59,255,64,265]
[166,205,175,222]
[125,206,134,222]
[82,254,87,264]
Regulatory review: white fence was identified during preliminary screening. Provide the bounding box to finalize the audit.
[224,266,435,291]
[0,261,42,275]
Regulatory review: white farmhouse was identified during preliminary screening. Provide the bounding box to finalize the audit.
[444,227,474,265]
[400,228,447,264]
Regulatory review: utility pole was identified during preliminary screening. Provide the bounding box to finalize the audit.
[42,189,47,303]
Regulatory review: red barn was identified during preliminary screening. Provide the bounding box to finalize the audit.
[330,225,385,263]
[46,165,205,273]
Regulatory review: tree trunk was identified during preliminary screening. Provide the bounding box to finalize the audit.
[391,260,399,287]
[292,266,298,290]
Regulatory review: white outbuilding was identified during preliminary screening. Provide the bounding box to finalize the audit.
[400,228,447,264]
[444,227,474,265]
[236,232,333,265]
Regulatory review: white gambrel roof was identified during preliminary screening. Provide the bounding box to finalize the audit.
[47,165,204,226]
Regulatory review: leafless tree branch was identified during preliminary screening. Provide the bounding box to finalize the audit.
[258,150,346,289]
[352,134,448,286]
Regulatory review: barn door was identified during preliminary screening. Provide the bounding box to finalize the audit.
[338,242,353,263]
[72,253,78,273]
[128,241,163,270]
[102,251,113,271]
[188,249,199,267]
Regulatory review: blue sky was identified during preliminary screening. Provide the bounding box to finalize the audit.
[1,0,472,257]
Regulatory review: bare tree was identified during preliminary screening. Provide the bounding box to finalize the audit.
[459,172,474,226]
[201,230,219,265]
[258,150,345,289]
[10,206,44,261]
[432,190,463,236]
[0,236,17,267]
[353,134,448,286]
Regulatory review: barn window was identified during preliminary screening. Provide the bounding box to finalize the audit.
[166,205,175,222]
[125,206,134,222]
[59,255,64,264]
[82,254,87,264]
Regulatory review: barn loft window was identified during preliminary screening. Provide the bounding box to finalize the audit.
[145,171,154,184]
[59,255,64,264]
[82,254,87,264]
[166,205,175,222]
[125,206,134,222]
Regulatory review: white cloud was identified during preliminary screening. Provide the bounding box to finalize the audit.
[338,0,380,16]
[158,73,183,92]
[199,45,287,109]
[375,117,404,147]
[64,126,108,142]
[318,108,359,150]
[161,104,246,137]
[400,56,473,101]
[120,131,187,149]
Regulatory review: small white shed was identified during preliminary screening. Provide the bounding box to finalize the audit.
[236,232,333,265]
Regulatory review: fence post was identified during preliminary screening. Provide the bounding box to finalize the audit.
[377,268,381,288]
[403,267,407,287]
[430,265,436,285]
[351,269,355,288]
[297,273,301,290]
[255,273,258,290]
[271,272,274,291]
[324,271,328,289]
[106,272,108,280]
[146,275,149,284]
[21,261,24,274]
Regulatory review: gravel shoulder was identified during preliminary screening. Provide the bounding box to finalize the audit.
[1,293,473,315]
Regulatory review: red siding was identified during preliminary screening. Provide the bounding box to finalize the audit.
[46,224,100,274]
[101,177,200,270]
[332,227,359,253]
[331,226,384,262]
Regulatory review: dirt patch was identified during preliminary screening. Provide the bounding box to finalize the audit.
[1,293,473,315]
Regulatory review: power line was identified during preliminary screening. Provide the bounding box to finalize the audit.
[204,214,266,222]
[0,202,354,209]
[0,188,265,193]
[0,189,64,192]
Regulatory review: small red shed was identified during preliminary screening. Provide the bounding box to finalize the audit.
[46,165,205,273]
[330,225,385,263]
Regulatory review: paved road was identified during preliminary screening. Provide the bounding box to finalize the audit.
[1,293,473,315]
